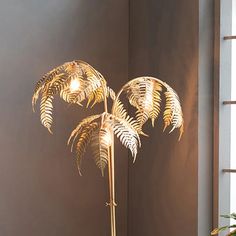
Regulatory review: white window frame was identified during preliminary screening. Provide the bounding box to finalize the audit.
[214,0,234,233]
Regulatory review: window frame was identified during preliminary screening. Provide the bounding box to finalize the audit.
[213,0,233,232]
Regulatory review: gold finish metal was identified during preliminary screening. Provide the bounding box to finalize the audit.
[107,132,116,236]
[112,76,184,139]
[32,60,184,236]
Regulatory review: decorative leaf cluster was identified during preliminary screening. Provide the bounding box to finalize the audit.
[32,61,184,174]
[120,77,184,139]
[32,60,114,133]
[68,113,140,175]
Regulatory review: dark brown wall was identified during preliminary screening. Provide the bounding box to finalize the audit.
[0,0,200,236]
[128,0,198,235]
[0,1,128,235]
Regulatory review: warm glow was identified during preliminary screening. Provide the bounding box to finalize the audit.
[32,59,184,236]
[69,78,80,92]
[103,131,112,146]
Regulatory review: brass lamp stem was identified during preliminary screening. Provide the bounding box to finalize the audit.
[107,132,116,236]
[102,81,108,113]
[102,83,116,236]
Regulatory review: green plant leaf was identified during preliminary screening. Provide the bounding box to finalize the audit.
[211,226,229,235]
[228,229,236,236]
[221,213,236,220]
[211,224,236,235]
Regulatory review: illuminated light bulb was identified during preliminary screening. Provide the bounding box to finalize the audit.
[69,78,80,92]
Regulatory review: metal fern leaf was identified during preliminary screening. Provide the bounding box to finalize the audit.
[32,60,110,132]
[68,114,102,150]
[90,127,110,176]
[68,114,102,174]
[112,99,128,120]
[163,82,184,139]
[75,123,99,175]
[109,113,141,162]
[68,113,110,175]
[119,76,184,138]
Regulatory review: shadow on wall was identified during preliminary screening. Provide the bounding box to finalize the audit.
[128,0,198,236]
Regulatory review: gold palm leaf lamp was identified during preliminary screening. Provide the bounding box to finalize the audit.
[32,60,184,236]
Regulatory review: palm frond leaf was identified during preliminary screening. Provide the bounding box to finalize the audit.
[112,99,128,120]
[74,122,99,175]
[68,112,141,174]
[121,78,162,131]
[68,114,102,175]
[107,86,116,101]
[112,99,147,137]
[40,94,54,134]
[90,126,111,176]
[86,86,116,108]
[163,82,184,139]
[86,86,105,108]
[120,76,184,139]
[108,113,141,162]
[32,64,70,111]
[32,60,110,132]
[68,114,102,150]
[68,113,110,175]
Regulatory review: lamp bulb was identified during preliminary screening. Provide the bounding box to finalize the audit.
[70,78,80,92]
